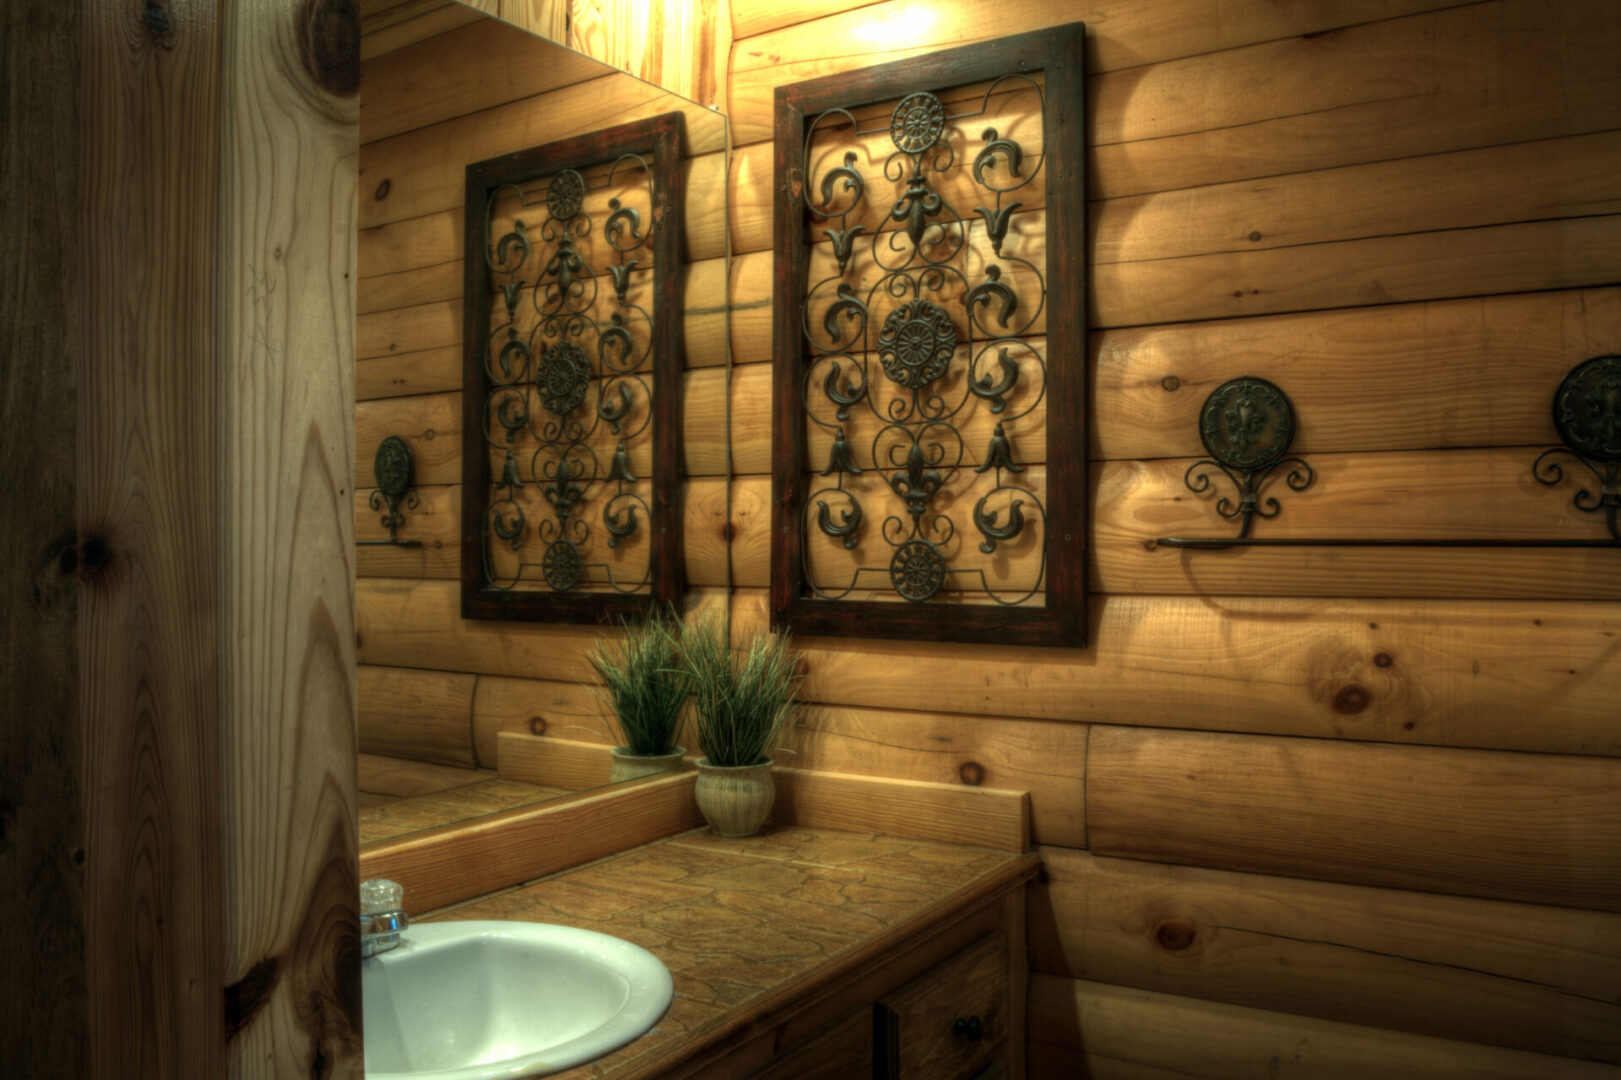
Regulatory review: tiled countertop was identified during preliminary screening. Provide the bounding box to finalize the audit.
[425,825,1039,1078]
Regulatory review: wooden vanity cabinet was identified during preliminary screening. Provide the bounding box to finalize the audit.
[672,866,1034,1080]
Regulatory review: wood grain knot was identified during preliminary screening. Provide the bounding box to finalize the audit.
[1333,684,1370,714]
[1248,230,1263,242]
[1154,920,1197,951]
[958,761,985,786]
[1373,652,1393,668]
[142,2,174,45]
[1161,376,1180,392]
[529,716,547,735]
[224,956,280,1037]
[297,0,360,97]
[374,179,391,201]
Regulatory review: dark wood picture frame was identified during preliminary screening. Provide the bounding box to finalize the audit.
[770,25,1087,647]
[461,112,686,622]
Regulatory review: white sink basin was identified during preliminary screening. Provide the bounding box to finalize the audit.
[363,921,673,1080]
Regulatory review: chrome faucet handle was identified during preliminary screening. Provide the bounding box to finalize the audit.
[360,878,409,958]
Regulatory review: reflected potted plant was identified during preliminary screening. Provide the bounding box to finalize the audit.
[681,613,801,837]
[587,609,691,783]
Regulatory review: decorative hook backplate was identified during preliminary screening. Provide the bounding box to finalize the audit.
[360,435,422,548]
[1533,354,1621,540]
[1182,377,1314,539]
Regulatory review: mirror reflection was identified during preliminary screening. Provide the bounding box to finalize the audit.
[354,1,728,849]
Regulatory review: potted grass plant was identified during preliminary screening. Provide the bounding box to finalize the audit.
[586,609,691,783]
[681,612,802,837]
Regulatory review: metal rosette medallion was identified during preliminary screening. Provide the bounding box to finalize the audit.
[541,539,583,591]
[877,299,957,389]
[546,169,585,221]
[888,539,948,602]
[889,92,946,153]
[535,341,592,416]
[1552,354,1621,462]
[373,435,413,503]
[1198,376,1296,471]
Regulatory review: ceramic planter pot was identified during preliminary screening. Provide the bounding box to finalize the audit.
[693,757,775,837]
[609,746,687,784]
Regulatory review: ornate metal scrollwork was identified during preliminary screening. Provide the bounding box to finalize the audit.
[1534,354,1621,540]
[771,26,1089,646]
[1157,358,1621,550]
[1183,377,1315,540]
[463,114,685,621]
[358,435,422,548]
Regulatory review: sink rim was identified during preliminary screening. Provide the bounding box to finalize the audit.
[363,919,674,1080]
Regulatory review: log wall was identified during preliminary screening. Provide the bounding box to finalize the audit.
[722,1,1621,1072]
[357,1,1621,1074]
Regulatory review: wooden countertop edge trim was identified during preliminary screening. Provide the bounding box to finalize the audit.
[619,850,1043,1079]
[360,771,704,912]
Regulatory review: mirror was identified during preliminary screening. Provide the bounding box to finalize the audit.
[354,1,728,850]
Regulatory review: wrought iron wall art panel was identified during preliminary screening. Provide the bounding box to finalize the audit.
[462,113,685,621]
[1157,360,1621,550]
[358,435,422,548]
[770,25,1088,647]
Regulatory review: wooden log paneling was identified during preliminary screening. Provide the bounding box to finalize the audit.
[355,253,726,365]
[1094,130,1621,266]
[727,0,1465,145]
[355,152,728,300]
[1090,214,1621,329]
[350,455,1610,595]
[728,589,1621,757]
[1032,847,1621,1064]
[1091,288,1621,460]
[730,0,877,39]
[732,65,1621,261]
[360,16,613,143]
[359,75,725,231]
[358,665,477,766]
[474,674,613,767]
[356,579,729,680]
[2,0,83,1069]
[1086,726,1621,910]
[708,289,1619,467]
[780,704,1086,848]
[355,370,730,491]
[356,345,461,399]
[360,0,481,60]
[1090,447,1621,600]
[764,210,1621,341]
[1027,975,1621,1080]
[1088,0,1621,200]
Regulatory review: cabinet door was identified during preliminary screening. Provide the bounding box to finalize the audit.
[752,1006,874,1079]
[878,932,1008,1079]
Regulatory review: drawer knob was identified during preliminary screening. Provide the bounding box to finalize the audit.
[953,1016,984,1042]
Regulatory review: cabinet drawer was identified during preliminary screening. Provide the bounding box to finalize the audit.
[879,932,1008,1078]
[751,1006,874,1080]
